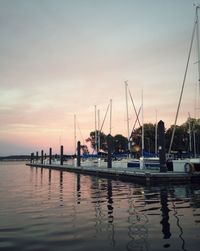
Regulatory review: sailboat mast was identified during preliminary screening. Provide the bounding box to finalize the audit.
[168,8,197,154]
[196,6,200,94]
[94,105,97,153]
[110,99,112,135]
[98,109,100,152]
[74,114,77,155]
[141,89,144,157]
[194,6,200,157]
[155,109,158,155]
[125,81,130,153]
[188,113,192,153]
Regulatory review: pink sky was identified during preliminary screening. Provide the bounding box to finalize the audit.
[0,0,199,156]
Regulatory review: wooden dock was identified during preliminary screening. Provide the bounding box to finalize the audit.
[26,162,200,185]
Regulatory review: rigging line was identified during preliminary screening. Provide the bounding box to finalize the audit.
[125,81,130,146]
[128,88,141,127]
[196,7,200,98]
[76,120,85,144]
[100,103,110,132]
[168,12,197,154]
[129,105,142,140]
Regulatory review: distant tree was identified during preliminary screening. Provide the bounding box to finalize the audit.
[165,125,188,152]
[86,118,200,156]
[131,123,157,154]
[113,134,128,153]
[80,144,89,155]
[87,131,129,153]
[166,117,200,154]
[86,130,107,152]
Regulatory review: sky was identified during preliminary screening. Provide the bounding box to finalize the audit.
[0,0,199,156]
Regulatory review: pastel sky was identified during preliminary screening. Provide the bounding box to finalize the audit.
[0,0,199,156]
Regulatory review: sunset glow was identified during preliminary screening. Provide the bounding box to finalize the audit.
[0,0,199,155]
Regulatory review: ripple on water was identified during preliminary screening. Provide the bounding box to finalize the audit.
[1,163,200,251]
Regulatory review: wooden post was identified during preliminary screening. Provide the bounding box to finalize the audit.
[30,152,34,163]
[60,145,63,165]
[77,141,81,167]
[158,120,167,172]
[49,148,52,165]
[41,150,44,164]
[36,151,38,163]
[107,134,113,168]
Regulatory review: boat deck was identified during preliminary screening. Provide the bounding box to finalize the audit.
[26,162,200,184]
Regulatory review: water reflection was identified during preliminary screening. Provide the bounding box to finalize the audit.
[127,187,149,251]
[160,188,171,240]
[48,169,51,185]
[169,188,187,251]
[48,169,51,200]
[76,173,81,204]
[106,179,115,247]
[6,164,200,251]
[107,179,113,223]
[59,171,63,206]
[90,177,104,235]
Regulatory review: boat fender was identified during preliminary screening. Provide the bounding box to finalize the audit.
[184,163,195,173]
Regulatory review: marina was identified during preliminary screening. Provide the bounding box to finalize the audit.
[1,2,200,251]
[26,160,200,185]
[27,119,200,185]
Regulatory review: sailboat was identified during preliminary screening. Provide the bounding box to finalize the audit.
[169,5,200,173]
[125,82,160,170]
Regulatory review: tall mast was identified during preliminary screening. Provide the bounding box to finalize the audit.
[94,105,97,153]
[194,6,200,157]
[193,130,197,157]
[141,89,144,157]
[155,109,158,155]
[168,7,197,154]
[188,112,192,153]
[109,99,112,135]
[196,6,200,95]
[74,114,77,155]
[125,81,130,153]
[98,109,100,152]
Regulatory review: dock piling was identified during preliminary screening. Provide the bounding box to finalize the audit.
[77,141,81,167]
[36,151,38,163]
[49,148,52,165]
[41,150,44,164]
[107,134,113,169]
[30,152,34,163]
[158,120,167,172]
[60,145,63,165]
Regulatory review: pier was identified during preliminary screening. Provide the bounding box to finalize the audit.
[27,123,200,185]
[26,162,200,185]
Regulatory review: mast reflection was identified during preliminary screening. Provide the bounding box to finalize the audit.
[107,179,115,247]
[76,173,81,204]
[170,187,187,251]
[127,187,149,251]
[48,169,51,200]
[59,171,63,206]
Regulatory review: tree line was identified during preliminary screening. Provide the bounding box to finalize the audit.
[85,118,200,156]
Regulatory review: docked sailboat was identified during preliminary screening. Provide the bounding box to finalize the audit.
[169,5,200,172]
[124,82,160,170]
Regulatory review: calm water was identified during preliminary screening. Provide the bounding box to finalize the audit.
[0,162,200,251]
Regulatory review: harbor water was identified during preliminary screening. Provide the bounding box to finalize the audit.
[0,161,200,251]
